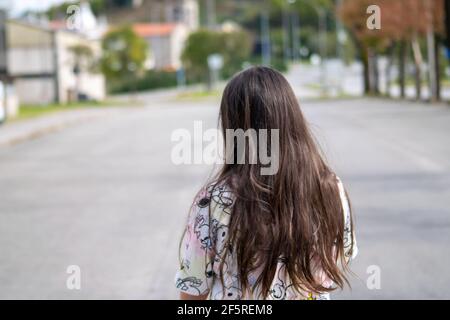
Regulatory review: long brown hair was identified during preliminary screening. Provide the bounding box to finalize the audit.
[210,66,354,298]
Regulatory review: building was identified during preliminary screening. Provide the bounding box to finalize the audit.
[0,10,17,121]
[5,19,105,105]
[131,0,199,71]
[133,23,189,70]
[162,0,199,30]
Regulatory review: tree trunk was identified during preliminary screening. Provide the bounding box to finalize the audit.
[427,31,438,102]
[435,37,441,101]
[398,41,407,99]
[373,52,380,94]
[366,47,379,95]
[413,64,421,101]
[362,45,370,94]
[411,35,423,101]
[385,45,395,97]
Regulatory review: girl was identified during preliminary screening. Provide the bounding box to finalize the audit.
[175,66,357,300]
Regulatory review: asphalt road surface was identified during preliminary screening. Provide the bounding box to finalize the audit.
[0,95,449,299]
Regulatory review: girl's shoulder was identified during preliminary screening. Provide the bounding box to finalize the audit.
[335,176,347,200]
[334,176,358,261]
[192,181,235,222]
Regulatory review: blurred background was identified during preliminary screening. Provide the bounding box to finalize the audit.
[0,0,449,299]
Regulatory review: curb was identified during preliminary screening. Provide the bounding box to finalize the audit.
[0,111,116,148]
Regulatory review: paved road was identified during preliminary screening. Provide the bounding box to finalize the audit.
[0,95,449,299]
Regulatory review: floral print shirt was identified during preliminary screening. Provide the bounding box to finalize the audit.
[175,178,358,300]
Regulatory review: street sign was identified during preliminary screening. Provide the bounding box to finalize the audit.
[207,54,224,71]
[207,54,223,91]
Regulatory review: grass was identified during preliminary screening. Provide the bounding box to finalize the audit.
[16,100,126,121]
[305,83,323,90]
[175,89,223,101]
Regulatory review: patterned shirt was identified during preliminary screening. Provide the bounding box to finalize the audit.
[175,178,358,300]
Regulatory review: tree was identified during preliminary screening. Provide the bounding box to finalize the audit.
[182,29,252,85]
[211,0,335,60]
[182,29,223,83]
[221,30,253,78]
[46,0,106,19]
[339,0,445,99]
[101,25,148,83]
[339,0,388,95]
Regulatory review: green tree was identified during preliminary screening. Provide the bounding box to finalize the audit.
[182,29,223,82]
[90,0,107,16]
[46,0,106,19]
[269,29,288,71]
[221,30,253,78]
[182,29,252,83]
[101,25,148,83]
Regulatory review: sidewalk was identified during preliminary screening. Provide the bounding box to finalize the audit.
[0,66,360,148]
[0,86,194,148]
[0,108,121,147]
[284,62,364,99]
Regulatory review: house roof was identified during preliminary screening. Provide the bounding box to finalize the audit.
[48,20,67,31]
[132,23,177,37]
[7,19,91,46]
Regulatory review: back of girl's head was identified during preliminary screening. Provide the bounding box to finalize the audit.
[219,66,318,182]
[220,66,307,136]
[215,66,353,298]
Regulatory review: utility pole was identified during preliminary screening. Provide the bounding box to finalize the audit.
[282,6,290,64]
[299,1,328,94]
[285,0,299,62]
[291,11,300,61]
[206,0,216,29]
[261,0,271,66]
[318,7,327,95]
[335,0,344,60]
[336,0,345,94]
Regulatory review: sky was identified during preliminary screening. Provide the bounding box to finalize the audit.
[0,0,69,16]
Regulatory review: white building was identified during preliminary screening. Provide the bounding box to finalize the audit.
[6,20,105,105]
[131,0,199,71]
[133,23,189,70]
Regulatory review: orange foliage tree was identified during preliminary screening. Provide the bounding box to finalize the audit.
[338,0,445,99]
